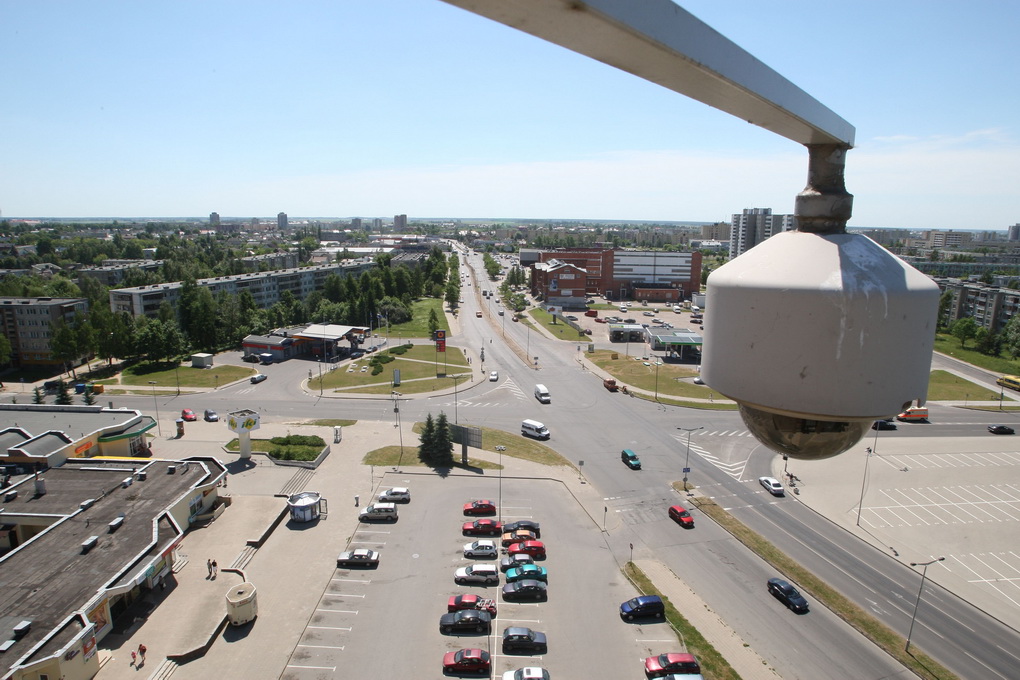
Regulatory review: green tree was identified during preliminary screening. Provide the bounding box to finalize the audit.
[433,412,454,467]
[1002,315,1020,358]
[54,380,73,405]
[418,413,438,465]
[32,387,45,404]
[428,308,440,335]
[937,291,954,330]
[950,317,978,348]
[83,389,97,406]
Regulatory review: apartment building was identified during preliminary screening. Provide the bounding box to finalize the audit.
[109,260,373,319]
[0,297,89,367]
[937,278,1020,334]
[729,208,795,259]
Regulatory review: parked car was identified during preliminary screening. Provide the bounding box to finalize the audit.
[988,424,1015,435]
[377,487,411,503]
[203,409,219,422]
[620,595,665,620]
[463,519,503,536]
[181,409,197,422]
[443,649,491,674]
[250,373,268,384]
[505,564,548,583]
[501,529,537,547]
[336,548,380,568]
[668,505,694,528]
[241,354,260,363]
[643,311,655,317]
[759,476,785,496]
[501,669,550,680]
[439,609,492,634]
[502,627,548,653]
[454,564,500,585]
[501,579,548,601]
[872,419,897,430]
[767,577,809,613]
[502,520,541,538]
[507,541,546,559]
[463,540,499,559]
[463,500,497,516]
[448,593,497,616]
[500,553,535,572]
[565,315,578,321]
[644,653,701,677]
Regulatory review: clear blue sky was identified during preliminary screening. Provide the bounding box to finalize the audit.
[2,1,1017,229]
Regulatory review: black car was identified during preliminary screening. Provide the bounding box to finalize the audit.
[502,520,541,539]
[767,577,809,613]
[502,626,548,653]
[988,424,1015,435]
[619,595,665,620]
[872,419,897,430]
[501,579,548,602]
[439,609,492,634]
[241,354,260,363]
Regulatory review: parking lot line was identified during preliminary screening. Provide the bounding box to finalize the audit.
[297,644,345,650]
[307,626,352,631]
[331,578,372,583]
[286,664,337,671]
[325,593,366,598]
[316,608,359,614]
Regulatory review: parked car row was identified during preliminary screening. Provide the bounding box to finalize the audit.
[336,487,413,568]
[443,499,550,679]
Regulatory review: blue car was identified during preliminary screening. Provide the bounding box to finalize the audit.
[505,564,548,583]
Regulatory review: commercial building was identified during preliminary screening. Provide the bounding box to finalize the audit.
[0,404,225,680]
[0,297,90,368]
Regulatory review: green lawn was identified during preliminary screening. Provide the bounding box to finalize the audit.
[105,361,254,388]
[529,307,589,341]
[313,343,473,394]
[384,298,450,339]
[933,334,1020,375]
[588,350,709,398]
[928,369,1011,401]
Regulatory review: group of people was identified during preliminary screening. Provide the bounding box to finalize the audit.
[207,558,218,579]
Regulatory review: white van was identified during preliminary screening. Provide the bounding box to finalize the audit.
[534,384,551,403]
[359,502,398,522]
[521,419,550,439]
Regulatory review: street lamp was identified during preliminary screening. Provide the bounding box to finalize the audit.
[677,426,702,492]
[174,363,180,396]
[906,556,945,652]
[318,359,323,396]
[148,381,162,437]
[392,391,404,470]
[856,446,873,527]
[452,375,462,424]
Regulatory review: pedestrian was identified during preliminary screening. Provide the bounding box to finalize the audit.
[207,558,213,579]
[138,643,146,659]
[130,650,136,666]
[211,560,217,579]
[354,494,360,507]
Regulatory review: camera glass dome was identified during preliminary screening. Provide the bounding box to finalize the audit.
[739,404,870,460]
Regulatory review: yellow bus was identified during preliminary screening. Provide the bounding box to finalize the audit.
[996,375,1020,391]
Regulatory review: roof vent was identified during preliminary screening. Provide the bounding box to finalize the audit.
[108,516,124,532]
[0,640,15,653]
[121,477,132,488]
[81,536,99,553]
[12,621,31,639]
[80,498,95,510]
[4,490,16,502]
[135,471,147,481]
[167,465,176,474]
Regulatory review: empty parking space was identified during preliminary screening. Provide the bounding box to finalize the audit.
[880,449,1020,470]
[945,551,1020,612]
[860,483,1020,528]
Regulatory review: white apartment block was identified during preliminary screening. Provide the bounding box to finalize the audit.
[729,208,795,258]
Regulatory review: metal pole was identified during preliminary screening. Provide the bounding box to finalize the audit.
[148,381,162,437]
[453,376,460,424]
[856,447,872,527]
[393,391,404,471]
[654,358,660,401]
[677,426,702,491]
[906,557,945,652]
[318,359,323,396]
[174,365,180,396]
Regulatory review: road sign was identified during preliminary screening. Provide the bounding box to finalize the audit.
[683,467,691,473]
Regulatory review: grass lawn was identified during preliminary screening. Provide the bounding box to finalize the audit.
[927,369,1009,401]
[528,307,589,341]
[107,361,254,388]
[314,344,473,394]
[933,334,1020,375]
[587,350,712,399]
[384,298,450,339]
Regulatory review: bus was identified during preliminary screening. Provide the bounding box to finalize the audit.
[996,375,1020,391]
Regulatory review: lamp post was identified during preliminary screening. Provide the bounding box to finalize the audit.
[214,374,219,390]
[452,375,462,424]
[856,446,873,527]
[392,391,404,469]
[677,426,702,492]
[174,364,180,396]
[906,557,945,652]
[318,359,323,396]
[654,356,660,401]
[148,381,162,437]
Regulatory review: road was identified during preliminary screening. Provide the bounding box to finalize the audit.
[105,251,1019,680]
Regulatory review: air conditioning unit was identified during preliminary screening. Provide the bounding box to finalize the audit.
[167,465,177,474]
[135,471,147,481]
[108,516,124,532]
[12,621,31,639]
[81,536,99,553]
[0,640,15,653]
[79,499,95,510]
[3,490,16,502]
[121,477,132,488]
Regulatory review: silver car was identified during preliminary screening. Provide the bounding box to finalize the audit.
[759,476,785,496]
[463,540,499,559]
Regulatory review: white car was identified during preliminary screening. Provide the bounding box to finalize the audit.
[643,311,655,317]
[502,668,550,680]
[759,476,785,496]
[454,563,500,585]
[463,540,499,559]
[377,487,411,503]
[489,371,499,382]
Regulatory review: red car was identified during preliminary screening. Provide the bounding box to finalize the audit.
[668,505,694,528]
[462,519,503,536]
[507,540,546,560]
[181,409,197,422]
[447,593,497,616]
[644,653,701,677]
[442,648,491,674]
[463,500,497,516]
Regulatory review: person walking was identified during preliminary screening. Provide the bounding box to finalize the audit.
[211,560,218,579]
[354,494,359,507]
[130,650,136,666]
[207,559,213,579]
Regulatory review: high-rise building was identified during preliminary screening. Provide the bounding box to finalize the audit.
[351,218,363,231]
[209,212,220,227]
[277,212,288,230]
[1008,223,1020,242]
[394,214,408,231]
[729,208,795,258]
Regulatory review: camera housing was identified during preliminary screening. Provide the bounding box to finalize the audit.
[701,231,940,460]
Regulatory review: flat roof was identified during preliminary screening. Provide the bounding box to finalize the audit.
[0,406,154,463]
[0,457,222,668]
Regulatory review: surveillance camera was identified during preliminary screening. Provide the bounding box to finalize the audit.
[701,231,939,460]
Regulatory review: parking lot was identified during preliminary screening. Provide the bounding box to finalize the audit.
[280,474,685,679]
